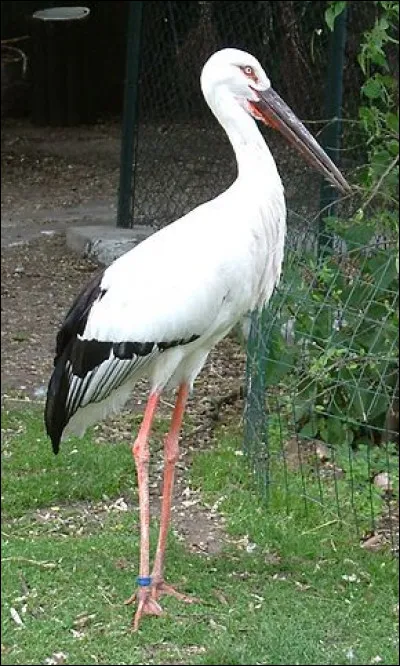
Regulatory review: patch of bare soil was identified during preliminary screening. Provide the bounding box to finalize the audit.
[1,118,121,220]
[1,236,97,394]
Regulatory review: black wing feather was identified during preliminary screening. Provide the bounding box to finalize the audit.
[45,270,106,453]
[45,269,201,455]
[54,269,106,364]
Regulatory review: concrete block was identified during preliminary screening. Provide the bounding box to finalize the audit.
[66,224,156,266]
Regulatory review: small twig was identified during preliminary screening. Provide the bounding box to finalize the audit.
[360,154,399,213]
[322,353,396,374]
[99,589,117,606]
[160,397,175,410]
[298,495,352,527]
[301,117,364,125]
[299,592,337,603]
[2,397,37,404]
[301,519,339,535]
[1,522,37,537]
[309,189,359,229]
[2,557,57,569]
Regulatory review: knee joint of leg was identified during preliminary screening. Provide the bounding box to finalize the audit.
[165,451,179,465]
[132,441,150,464]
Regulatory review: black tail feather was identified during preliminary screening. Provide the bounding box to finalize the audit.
[44,269,105,454]
[44,349,71,455]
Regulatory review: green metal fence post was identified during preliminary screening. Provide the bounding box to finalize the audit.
[318,6,348,253]
[117,1,143,229]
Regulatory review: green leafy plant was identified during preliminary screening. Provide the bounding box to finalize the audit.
[261,1,399,437]
[327,0,399,231]
[264,231,398,449]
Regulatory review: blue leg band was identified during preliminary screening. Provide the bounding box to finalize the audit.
[136,576,152,587]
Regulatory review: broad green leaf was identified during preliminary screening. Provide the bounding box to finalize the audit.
[362,78,384,99]
[326,417,347,445]
[325,1,347,32]
[299,420,318,439]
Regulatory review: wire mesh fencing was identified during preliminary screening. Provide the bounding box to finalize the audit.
[244,226,399,551]
[129,1,379,230]
[130,0,331,229]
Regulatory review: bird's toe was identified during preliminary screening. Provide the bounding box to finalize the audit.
[151,579,200,604]
[124,587,164,631]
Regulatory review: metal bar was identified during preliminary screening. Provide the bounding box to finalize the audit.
[318,6,348,254]
[117,1,144,229]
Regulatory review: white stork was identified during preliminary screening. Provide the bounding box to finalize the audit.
[45,48,350,630]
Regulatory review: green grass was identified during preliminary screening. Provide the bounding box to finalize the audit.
[245,413,399,542]
[1,407,398,665]
[1,408,169,519]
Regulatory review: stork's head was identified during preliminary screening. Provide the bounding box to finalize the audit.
[201,48,271,104]
[201,48,351,195]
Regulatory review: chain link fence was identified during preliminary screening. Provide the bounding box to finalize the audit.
[131,0,330,228]
[130,1,378,230]
[244,228,399,551]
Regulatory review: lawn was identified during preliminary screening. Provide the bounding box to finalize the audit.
[1,406,398,665]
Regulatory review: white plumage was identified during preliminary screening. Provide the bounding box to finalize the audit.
[45,48,350,630]
[60,180,285,441]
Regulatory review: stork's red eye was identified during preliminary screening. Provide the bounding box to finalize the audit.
[240,65,258,83]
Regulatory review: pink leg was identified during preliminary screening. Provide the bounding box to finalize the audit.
[151,384,198,604]
[125,391,163,631]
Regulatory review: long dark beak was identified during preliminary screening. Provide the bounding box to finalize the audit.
[251,88,351,195]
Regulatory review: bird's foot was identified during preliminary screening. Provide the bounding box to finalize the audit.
[150,576,200,604]
[124,587,163,632]
[124,577,200,630]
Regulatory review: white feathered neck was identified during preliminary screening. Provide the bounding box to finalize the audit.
[204,85,283,191]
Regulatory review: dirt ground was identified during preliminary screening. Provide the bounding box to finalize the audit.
[1,118,121,248]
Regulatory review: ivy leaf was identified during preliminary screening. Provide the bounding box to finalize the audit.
[326,417,348,445]
[362,77,384,100]
[325,1,347,32]
[340,225,376,249]
[386,111,399,133]
[299,421,318,439]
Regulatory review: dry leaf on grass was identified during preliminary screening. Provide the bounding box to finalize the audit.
[73,613,96,628]
[10,607,24,627]
[361,534,385,552]
[373,472,393,494]
[44,652,68,665]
